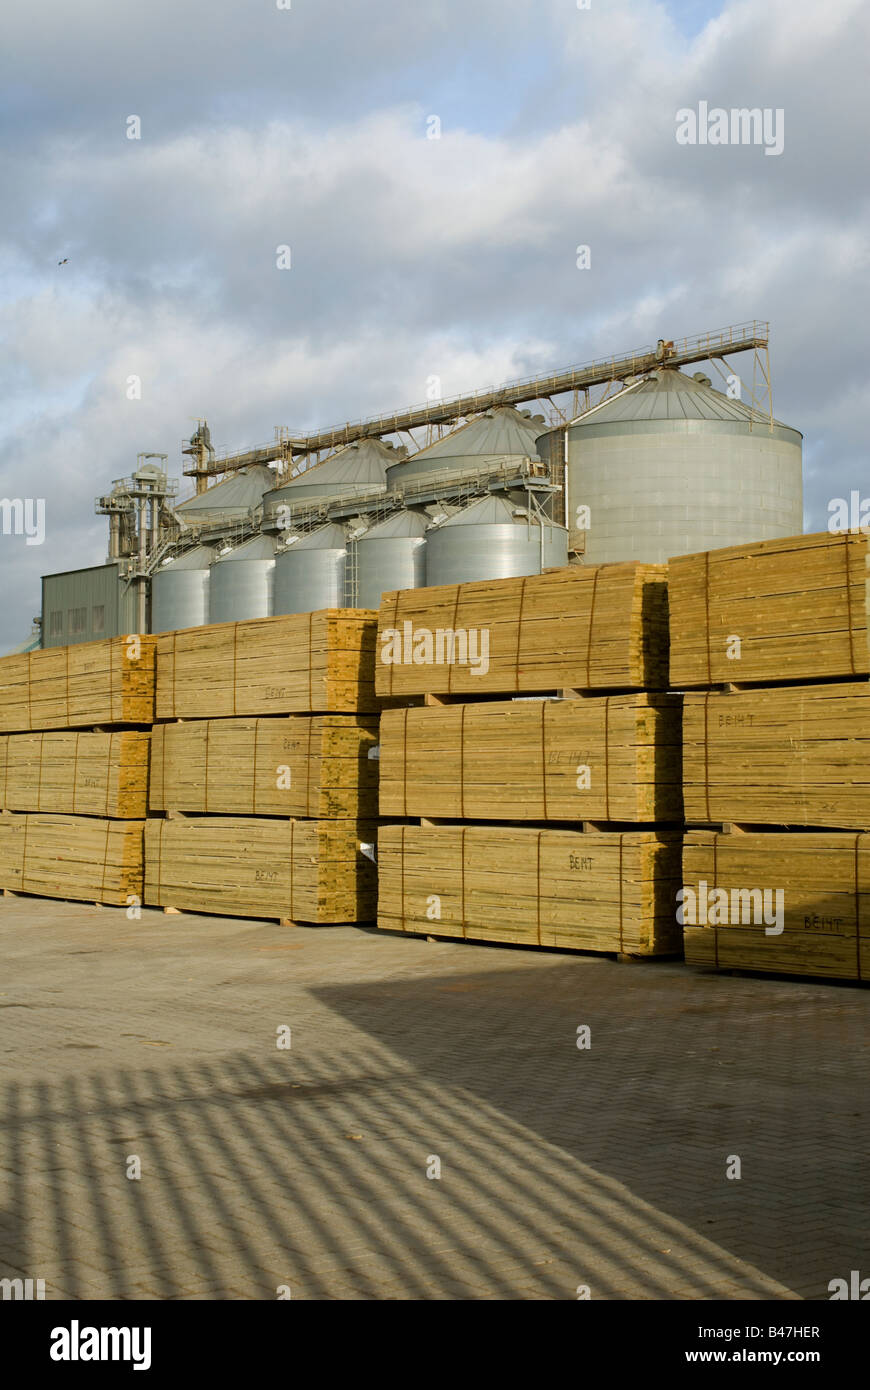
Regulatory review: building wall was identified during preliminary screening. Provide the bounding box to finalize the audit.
[41,564,139,647]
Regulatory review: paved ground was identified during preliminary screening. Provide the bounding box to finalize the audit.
[0,896,867,1300]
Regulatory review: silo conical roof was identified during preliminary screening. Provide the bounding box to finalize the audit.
[276,438,393,501]
[405,406,543,463]
[438,494,536,526]
[177,465,276,516]
[564,368,800,436]
[213,534,276,563]
[385,406,545,490]
[361,511,429,539]
[284,523,347,550]
[159,544,216,570]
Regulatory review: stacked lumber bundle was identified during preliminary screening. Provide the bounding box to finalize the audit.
[669,531,868,688]
[0,636,156,732]
[149,716,378,818]
[375,563,669,698]
[0,730,150,818]
[144,610,382,924]
[379,695,682,822]
[673,529,870,980]
[156,611,379,718]
[0,813,144,906]
[683,682,870,828]
[0,637,153,905]
[144,817,376,924]
[682,831,869,980]
[378,824,682,955]
[375,565,679,955]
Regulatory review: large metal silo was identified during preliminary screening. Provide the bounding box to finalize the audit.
[262,437,401,529]
[354,511,428,609]
[150,544,215,633]
[425,495,568,586]
[385,406,544,490]
[207,534,276,624]
[537,368,803,565]
[273,523,347,614]
[175,465,276,527]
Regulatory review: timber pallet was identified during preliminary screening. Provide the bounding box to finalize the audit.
[1,887,127,911]
[422,687,662,705]
[383,816,684,832]
[688,821,870,835]
[376,919,679,962]
[158,903,375,929]
[679,674,870,694]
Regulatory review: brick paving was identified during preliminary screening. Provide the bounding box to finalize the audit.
[0,896,867,1300]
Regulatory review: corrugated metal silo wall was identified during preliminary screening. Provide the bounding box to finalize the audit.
[354,537,427,609]
[567,425,803,565]
[273,546,346,614]
[41,563,138,647]
[208,557,275,624]
[151,566,210,633]
[425,521,568,586]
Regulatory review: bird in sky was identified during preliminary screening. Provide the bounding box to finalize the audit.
[58,258,68,265]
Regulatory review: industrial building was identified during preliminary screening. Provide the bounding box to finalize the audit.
[35,320,801,642]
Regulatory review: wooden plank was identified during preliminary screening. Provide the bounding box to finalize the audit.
[155,611,379,719]
[0,812,144,905]
[682,830,870,980]
[684,681,870,828]
[377,823,682,955]
[669,530,869,688]
[375,563,669,698]
[0,730,150,817]
[143,816,378,924]
[379,694,682,822]
[149,715,378,817]
[0,636,156,732]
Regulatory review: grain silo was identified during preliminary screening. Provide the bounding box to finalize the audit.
[273,523,347,614]
[354,511,428,609]
[262,437,401,531]
[175,464,275,528]
[207,534,276,624]
[425,495,568,586]
[385,406,544,489]
[537,368,803,564]
[151,544,215,633]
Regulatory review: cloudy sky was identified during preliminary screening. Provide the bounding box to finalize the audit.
[1,0,867,648]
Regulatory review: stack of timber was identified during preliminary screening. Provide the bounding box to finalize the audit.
[0,635,156,731]
[0,636,151,907]
[375,563,669,699]
[0,730,150,818]
[144,817,376,925]
[156,611,378,718]
[378,824,682,955]
[669,530,868,688]
[683,682,870,829]
[145,611,380,925]
[150,716,378,818]
[674,530,870,981]
[376,565,680,956]
[379,695,682,823]
[0,813,144,907]
[682,832,869,981]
